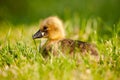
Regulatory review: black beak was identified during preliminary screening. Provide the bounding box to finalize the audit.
[32,30,44,39]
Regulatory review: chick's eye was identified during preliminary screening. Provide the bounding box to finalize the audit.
[43,26,48,30]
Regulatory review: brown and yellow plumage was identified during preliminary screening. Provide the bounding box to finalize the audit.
[32,16,98,57]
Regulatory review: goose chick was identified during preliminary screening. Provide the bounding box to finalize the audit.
[32,16,98,57]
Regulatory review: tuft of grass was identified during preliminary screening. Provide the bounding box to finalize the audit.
[0,17,120,80]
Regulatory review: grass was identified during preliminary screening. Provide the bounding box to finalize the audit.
[0,17,120,80]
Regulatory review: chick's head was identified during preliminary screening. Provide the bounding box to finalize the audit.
[33,16,65,40]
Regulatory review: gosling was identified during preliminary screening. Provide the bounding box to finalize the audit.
[33,16,98,57]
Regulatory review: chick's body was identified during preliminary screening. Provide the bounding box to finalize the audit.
[42,39,98,57]
[33,16,98,57]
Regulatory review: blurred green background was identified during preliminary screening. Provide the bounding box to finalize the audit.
[0,1,120,80]
[0,0,120,25]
